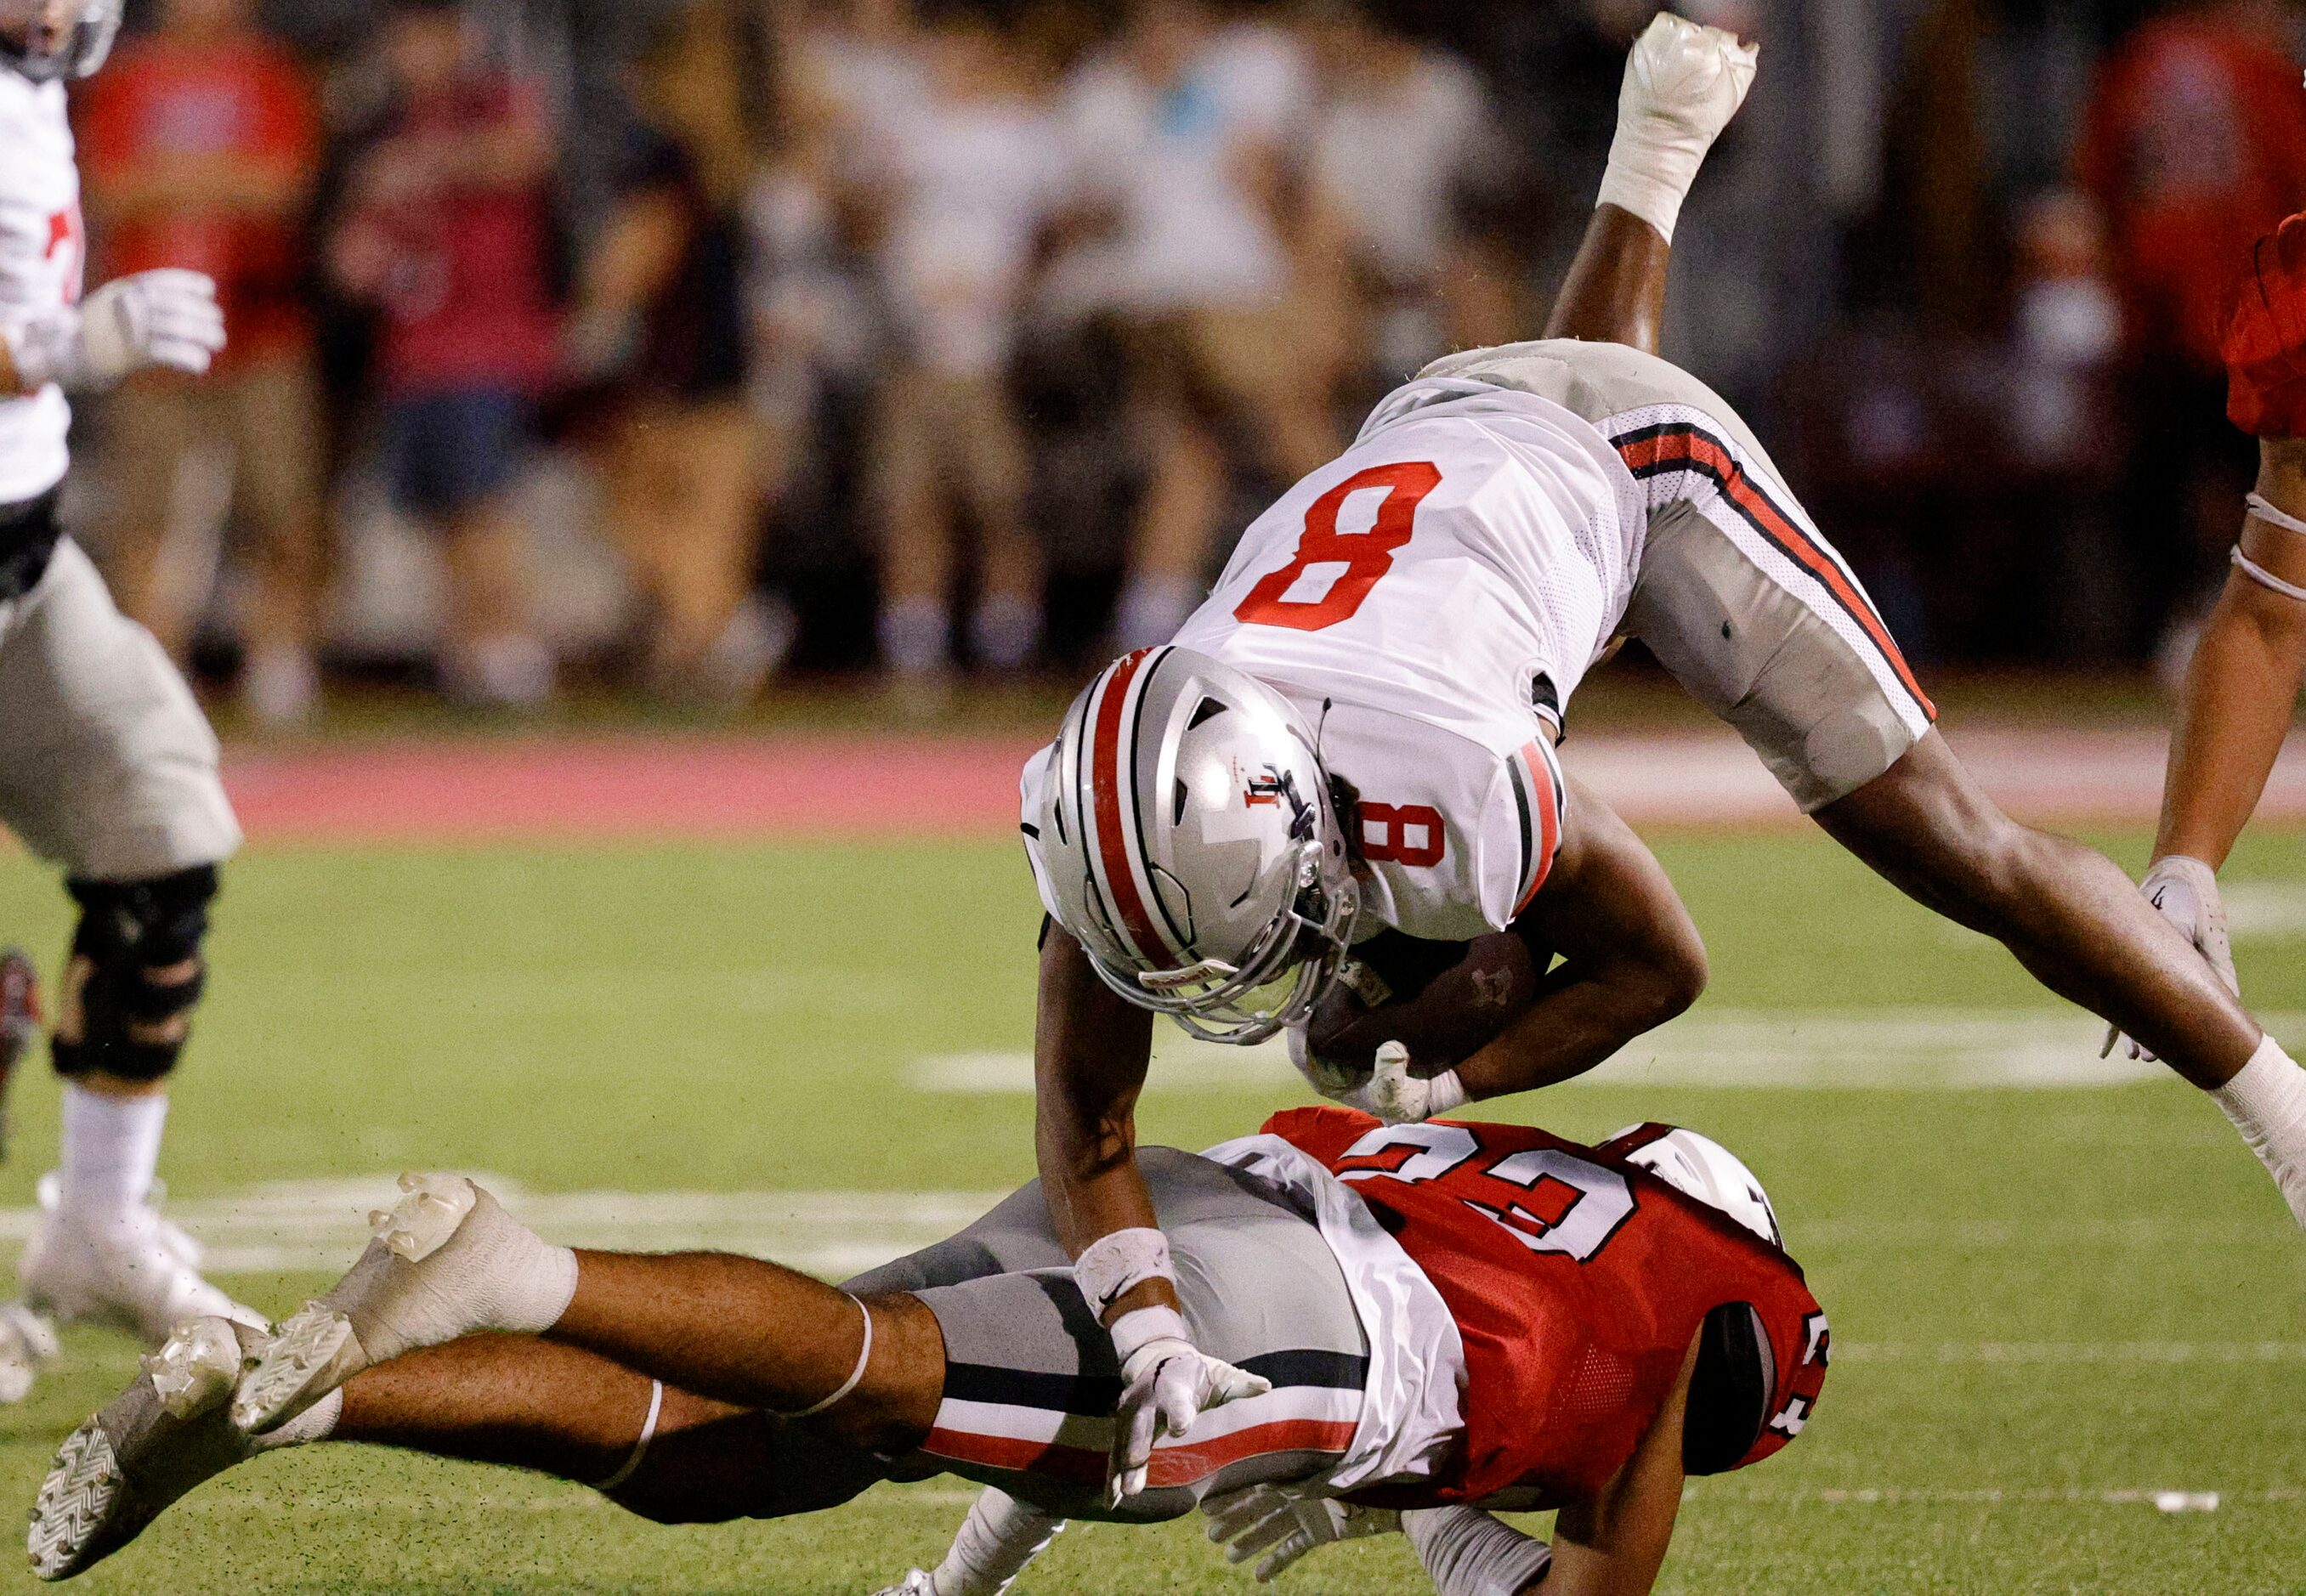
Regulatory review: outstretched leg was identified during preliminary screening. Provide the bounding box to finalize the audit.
[1814,733,2261,1088]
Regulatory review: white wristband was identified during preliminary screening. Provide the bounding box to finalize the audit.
[1074,1227,1175,1318]
[2247,493,2306,539]
[1108,1304,1190,1371]
[2232,545,2306,603]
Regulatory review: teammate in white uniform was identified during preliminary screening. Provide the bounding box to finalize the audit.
[1010,13,2306,1499]
[0,0,257,1395]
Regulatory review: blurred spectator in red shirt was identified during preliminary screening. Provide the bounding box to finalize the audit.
[2078,0,2306,375]
[329,0,560,709]
[77,0,327,724]
[2077,0,2306,643]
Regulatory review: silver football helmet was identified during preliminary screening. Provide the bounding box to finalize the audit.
[0,0,122,82]
[1036,647,1359,1044]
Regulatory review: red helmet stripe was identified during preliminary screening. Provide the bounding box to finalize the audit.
[1089,649,1176,965]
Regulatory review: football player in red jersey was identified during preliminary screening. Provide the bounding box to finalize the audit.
[33,1112,1825,1596]
[2117,210,2306,1062]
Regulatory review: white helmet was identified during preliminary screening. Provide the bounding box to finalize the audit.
[1,0,122,82]
[1614,1125,1782,1248]
[1036,647,1359,1044]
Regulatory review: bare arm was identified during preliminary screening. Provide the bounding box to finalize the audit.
[1542,203,1672,354]
[0,334,25,397]
[1032,928,1180,1323]
[1533,1337,1697,1595]
[1454,776,1707,1100]
[2154,437,2306,870]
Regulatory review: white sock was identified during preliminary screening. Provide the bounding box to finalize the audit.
[1403,1506,1552,1596]
[2213,1035,2306,1228]
[250,1386,342,1452]
[57,1085,167,1223]
[325,1180,579,1364]
[881,597,951,677]
[932,1490,1064,1596]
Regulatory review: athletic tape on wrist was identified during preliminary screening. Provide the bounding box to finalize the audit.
[2247,493,2306,539]
[777,1293,875,1418]
[1425,1070,1471,1118]
[593,1379,664,1491]
[2232,545,2306,603]
[1108,1304,1191,1371]
[1074,1227,1175,1318]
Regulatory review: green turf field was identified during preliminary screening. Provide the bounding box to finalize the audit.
[0,825,2302,1594]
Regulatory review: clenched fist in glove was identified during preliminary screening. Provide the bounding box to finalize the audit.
[4,269,227,394]
[2105,856,2238,1061]
[1597,13,1761,244]
[1292,1036,1469,1125]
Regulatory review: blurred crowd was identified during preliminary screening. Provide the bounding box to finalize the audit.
[54,0,2306,719]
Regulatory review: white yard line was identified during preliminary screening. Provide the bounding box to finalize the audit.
[1833,1342,2306,1364]
[1685,1484,2269,1511]
[0,1182,1009,1279]
[910,1010,2306,1095]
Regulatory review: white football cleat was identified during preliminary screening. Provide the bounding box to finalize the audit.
[234,1173,573,1435]
[28,1316,269,1581]
[18,1186,262,1348]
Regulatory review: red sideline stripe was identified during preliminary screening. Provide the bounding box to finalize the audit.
[1089,649,1173,963]
[1514,740,1561,915]
[219,734,1046,844]
[1618,430,1935,719]
[924,1418,1359,1490]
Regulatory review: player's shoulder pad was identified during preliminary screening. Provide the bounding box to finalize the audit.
[1018,741,1062,922]
[1317,702,1566,941]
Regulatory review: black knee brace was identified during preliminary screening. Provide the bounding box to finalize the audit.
[52,866,218,1084]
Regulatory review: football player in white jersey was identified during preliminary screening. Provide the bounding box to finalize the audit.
[0,0,258,1395]
[1012,13,2306,1497]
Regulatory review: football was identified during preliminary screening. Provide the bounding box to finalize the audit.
[1300,928,1547,1081]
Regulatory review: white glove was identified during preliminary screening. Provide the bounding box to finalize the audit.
[1203,1483,1400,1582]
[1596,13,1761,243]
[4,269,227,393]
[1335,1041,1468,1126]
[1108,1306,1272,1503]
[2104,856,2240,1061]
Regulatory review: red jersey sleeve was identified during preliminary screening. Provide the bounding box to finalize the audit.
[2226,212,2306,440]
[1264,1106,1829,1501]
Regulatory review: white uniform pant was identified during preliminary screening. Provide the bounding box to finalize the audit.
[0,538,240,881]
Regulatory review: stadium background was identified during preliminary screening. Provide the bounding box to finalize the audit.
[6,0,2306,1591]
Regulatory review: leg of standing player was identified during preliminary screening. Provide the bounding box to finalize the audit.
[0,534,255,1376]
[1549,25,2306,1215]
